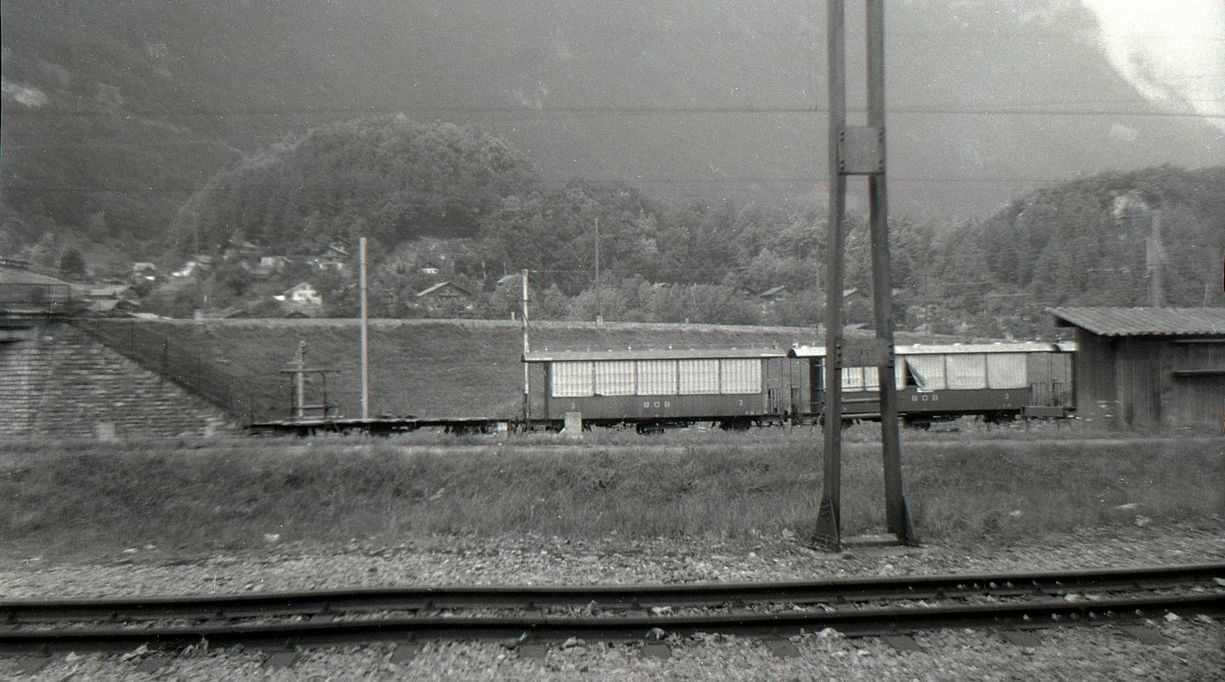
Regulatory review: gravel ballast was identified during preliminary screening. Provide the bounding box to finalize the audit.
[1,524,1222,680]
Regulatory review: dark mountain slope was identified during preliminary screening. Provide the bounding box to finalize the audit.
[2,0,1221,267]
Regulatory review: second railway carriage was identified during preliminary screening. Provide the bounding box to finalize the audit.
[788,342,1075,424]
[522,348,790,430]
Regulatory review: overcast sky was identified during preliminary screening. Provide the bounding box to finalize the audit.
[1083,0,1225,132]
[1,0,1221,223]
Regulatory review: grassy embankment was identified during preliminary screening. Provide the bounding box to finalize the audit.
[93,318,962,421]
[2,430,1221,558]
[99,318,821,421]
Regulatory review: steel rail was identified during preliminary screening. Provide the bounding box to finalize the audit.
[1,592,1223,654]
[2,563,1222,623]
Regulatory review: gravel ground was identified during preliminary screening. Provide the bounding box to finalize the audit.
[1,523,1222,680]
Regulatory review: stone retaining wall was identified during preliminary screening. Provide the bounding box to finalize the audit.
[0,322,234,439]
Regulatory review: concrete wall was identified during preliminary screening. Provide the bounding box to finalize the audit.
[0,322,234,439]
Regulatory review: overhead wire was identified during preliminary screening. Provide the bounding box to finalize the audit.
[3,103,1221,119]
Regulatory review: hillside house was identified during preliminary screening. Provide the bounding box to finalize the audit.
[842,288,869,305]
[171,255,214,278]
[0,265,78,315]
[309,243,351,272]
[222,240,259,260]
[83,283,140,316]
[254,255,291,276]
[759,285,787,309]
[416,281,473,312]
[275,282,323,309]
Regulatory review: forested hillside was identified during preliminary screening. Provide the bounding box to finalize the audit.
[932,166,1225,335]
[160,113,1224,336]
[3,0,1222,276]
[977,167,1225,306]
[168,117,537,255]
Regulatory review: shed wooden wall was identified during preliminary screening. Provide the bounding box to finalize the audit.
[1116,337,1163,426]
[1165,340,1225,427]
[1073,329,1225,429]
[1073,330,1118,425]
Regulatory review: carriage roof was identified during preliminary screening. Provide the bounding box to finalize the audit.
[787,341,1068,358]
[523,348,787,363]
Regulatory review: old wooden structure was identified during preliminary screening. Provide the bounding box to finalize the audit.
[1049,307,1225,429]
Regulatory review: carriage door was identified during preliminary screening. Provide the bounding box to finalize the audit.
[765,357,782,416]
[810,357,826,415]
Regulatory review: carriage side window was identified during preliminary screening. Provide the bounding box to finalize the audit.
[637,360,678,395]
[946,353,988,389]
[842,366,866,391]
[552,361,594,397]
[840,363,906,391]
[986,353,1028,389]
[678,359,719,394]
[720,359,761,394]
[904,355,946,391]
[862,366,881,391]
[594,360,635,396]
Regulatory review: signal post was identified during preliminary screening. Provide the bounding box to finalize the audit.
[816,0,916,550]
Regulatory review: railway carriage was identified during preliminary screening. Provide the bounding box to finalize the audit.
[788,342,1075,425]
[522,348,789,430]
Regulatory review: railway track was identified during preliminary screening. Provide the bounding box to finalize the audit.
[2,563,1222,656]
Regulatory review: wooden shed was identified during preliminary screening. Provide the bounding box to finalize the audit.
[1048,307,1225,429]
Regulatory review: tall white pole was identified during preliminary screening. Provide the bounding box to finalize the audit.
[295,340,306,420]
[594,217,601,323]
[359,236,370,421]
[522,269,531,424]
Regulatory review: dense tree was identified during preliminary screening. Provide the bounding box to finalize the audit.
[970,166,1225,314]
[169,116,538,260]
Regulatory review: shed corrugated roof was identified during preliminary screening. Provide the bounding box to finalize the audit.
[1047,307,1225,337]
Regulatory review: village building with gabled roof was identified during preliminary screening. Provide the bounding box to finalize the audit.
[273,282,324,316]
[0,264,80,315]
[416,281,474,314]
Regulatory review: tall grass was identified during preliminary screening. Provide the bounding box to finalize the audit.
[1,434,1221,558]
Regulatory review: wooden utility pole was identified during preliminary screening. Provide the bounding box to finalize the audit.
[816,0,915,551]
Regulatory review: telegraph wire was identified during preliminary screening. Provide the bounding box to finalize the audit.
[3,103,1222,119]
